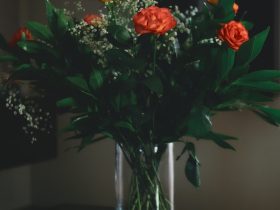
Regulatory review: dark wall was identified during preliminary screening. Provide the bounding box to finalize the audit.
[239,1,278,68]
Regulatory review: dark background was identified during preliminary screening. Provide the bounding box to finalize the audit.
[239,1,278,69]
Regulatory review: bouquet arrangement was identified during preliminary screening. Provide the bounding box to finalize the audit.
[0,0,279,209]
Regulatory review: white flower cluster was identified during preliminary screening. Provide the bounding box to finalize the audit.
[63,1,86,17]
[69,20,113,67]
[155,6,199,63]
[157,30,180,63]
[198,37,223,46]
[173,6,197,34]
[5,89,53,144]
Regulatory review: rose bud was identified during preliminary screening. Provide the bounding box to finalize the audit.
[207,0,239,14]
[9,27,32,48]
[133,6,177,35]
[207,0,219,5]
[233,3,239,14]
[83,14,102,26]
[218,21,249,51]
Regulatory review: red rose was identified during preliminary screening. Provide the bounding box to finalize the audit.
[9,27,32,48]
[218,21,249,51]
[83,14,102,25]
[133,6,177,35]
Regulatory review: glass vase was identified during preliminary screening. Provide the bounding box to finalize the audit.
[115,143,175,210]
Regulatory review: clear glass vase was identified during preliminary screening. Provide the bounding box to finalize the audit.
[115,143,175,210]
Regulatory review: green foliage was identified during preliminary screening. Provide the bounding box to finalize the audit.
[185,107,212,137]
[26,21,54,42]
[17,40,59,60]
[45,0,73,37]
[241,21,254,31]
[254,105,280,126]
[115,121,136,132]
[236,70,280,81]
[213,0,235,23]
[108,25,132,48]
[66,75,90,92]
[143,75,163,95]
[177,142,195,161]
[232,81,280,92]
[235,27,270,66]
[200,132,237,151]
[89,70,103,90]
[185,153,200,188]
[215,47,235,84]
[56,97,76,108]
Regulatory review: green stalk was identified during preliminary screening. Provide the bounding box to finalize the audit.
[153,36,158,73]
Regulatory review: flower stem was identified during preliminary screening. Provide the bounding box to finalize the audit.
[153,36,157,73]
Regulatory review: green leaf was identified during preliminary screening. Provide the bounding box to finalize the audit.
[218,0,235,10]
[71,115,90,130]
[26,21,54,41]
[56,97,76,108]
[89,70,103,90]
[229,65,250,80]
[56,10,73,33]
[201,132,237,151]
[78,135,94,151]
[185,154,200,188]
[67,75,89,92]
[105,49,131,67]
[143,75,163,95]
[253,110,279,126]
[17,40,59,58]
[241,21,254,31]
[45,0,56,30]
[45,0,73,35]
[108,24,132,47]
[216,47,235,83]
[105,49,145,70]
[115,121,136,132]
[239,91,273,103]
[236,27,270,66]
[213,0,235,23]
[177,142,195,161]
[236,70,280,82]
[254,105,280,125]
[233,81,280,92]
[112,91,137,111]
[185,107,212,137]
[8,64,39,80]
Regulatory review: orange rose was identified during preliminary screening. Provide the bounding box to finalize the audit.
[218,21,249,51]
[83,14,102,25]
[133,6,177,35]
[233,3,239,14]
[9,27,32,48]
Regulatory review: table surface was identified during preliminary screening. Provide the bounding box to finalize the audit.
[17,205,114,210]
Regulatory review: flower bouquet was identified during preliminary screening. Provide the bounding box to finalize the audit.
[1,0,280,209]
